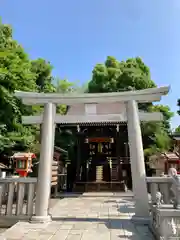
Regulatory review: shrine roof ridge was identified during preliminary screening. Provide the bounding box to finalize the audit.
[15,86,170,105]
[21,112,163,125]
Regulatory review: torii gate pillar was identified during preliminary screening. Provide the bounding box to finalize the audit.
[127,100,149,217]
[31,103,56,223]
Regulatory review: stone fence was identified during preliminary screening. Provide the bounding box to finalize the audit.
[0,177,37,227]
[147,170,180,240]
[0,174,67,227]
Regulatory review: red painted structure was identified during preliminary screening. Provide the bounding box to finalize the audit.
[164,158,180,174]
[12,152,36,177]
[171,135,180,174]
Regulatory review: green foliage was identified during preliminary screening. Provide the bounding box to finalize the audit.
[55,78,74,93]
[88,56,173,157]
[55,78,77,115]
[31,58,56,93]
[142,122,172,157]
[0,21,75,155]
[54,79,84,161]
[149,105,174,133]
[0,22,37,153]
[0,20,173,164]
[88,56,156,93]
[176,99,180,133]
[142,104,173,156]
[175,126,180,133]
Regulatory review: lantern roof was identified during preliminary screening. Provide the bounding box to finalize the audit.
[12,152,36,159]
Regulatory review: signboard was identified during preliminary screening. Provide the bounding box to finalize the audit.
[87,137,113,143]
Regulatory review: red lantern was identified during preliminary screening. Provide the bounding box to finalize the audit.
[12,152,36,177]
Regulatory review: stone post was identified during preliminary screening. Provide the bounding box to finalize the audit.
[31,103,56,223]
[126,100,149,218]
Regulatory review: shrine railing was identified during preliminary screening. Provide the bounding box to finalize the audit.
[146,173,180,240]
[0,177,37,227]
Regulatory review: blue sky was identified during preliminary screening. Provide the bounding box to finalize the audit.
[1,0,180,129]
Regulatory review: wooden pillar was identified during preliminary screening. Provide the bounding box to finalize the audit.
[76,125,81,181]
[116,124,122,181]
[80,136,87,182]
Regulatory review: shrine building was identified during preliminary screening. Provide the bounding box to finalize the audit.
[55,102,161,192]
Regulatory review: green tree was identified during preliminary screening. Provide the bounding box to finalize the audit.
[30,59,57,117]
[0,22,37,153]
[88,56,156,93]
[170,98,180,135]
[88,56,173,157]
[31,58,56,93]
[176,99,180,133]
[0,20,77,159]
[55,79,78,156]
[149,105,173,133]
[55,78,74,93]
[175,126,180,133]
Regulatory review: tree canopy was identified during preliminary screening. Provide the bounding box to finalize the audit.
[88,56,156,93]
[0,22,37,153]
[0,21,75,155]
[88,56,174,157]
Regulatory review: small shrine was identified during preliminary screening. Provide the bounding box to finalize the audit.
[149,152,180,176]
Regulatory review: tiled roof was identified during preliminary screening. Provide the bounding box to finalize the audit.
[58,121,126,126]
[162,152,179,160]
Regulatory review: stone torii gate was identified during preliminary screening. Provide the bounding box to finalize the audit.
[15,86,170,222]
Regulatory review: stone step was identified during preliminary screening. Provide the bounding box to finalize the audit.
[73,182,126,192]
